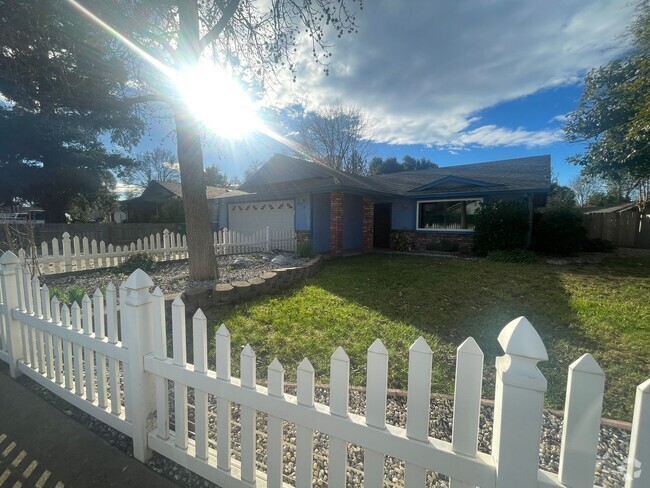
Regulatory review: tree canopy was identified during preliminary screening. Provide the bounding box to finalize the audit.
[70,0,363,279]
[298,103,370,175]
[368,155,438,175]
[564,1,650,202]
[0,0,142,222]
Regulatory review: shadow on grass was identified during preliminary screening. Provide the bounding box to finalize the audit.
[205,254,647,420]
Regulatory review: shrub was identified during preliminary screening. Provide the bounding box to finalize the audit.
[582,238,616,253]
[118,252,155,274]
[532,207,586,255]
[390,231,412,252]
[49,284,85,306]
[297,240,313,258]
[487,249,538,264]
[472,201,529,256]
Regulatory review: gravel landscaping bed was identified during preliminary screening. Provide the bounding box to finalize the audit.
[8,363,630,488]
[42,253,309,296]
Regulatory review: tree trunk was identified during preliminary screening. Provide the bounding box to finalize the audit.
[173,0,218,280]
[175,110,218,280]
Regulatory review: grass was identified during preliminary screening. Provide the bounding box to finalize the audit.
[208,254,650,421]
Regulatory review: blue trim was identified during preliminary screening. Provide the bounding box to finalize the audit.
[410,175,499,192]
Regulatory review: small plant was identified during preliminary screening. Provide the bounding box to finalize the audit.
[390,231,411,252]
[48,284,86,306]
[118,252,155,274]
[297,240,313,258]
[583,238,616,253]
[487,249,538,264]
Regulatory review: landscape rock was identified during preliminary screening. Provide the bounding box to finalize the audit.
[270,254,292,266]
[231,258,251,269]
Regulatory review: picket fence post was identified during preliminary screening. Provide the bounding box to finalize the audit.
[492,316,548,488]
[266,227,271,252]
[0,252,24,377]
[163,229,170,261]
[62,232,72,272]
[626,379,650,487]
[122,268,157,462]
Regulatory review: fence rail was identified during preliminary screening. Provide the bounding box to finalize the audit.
[9,227,297,275]
[0,252,648,488]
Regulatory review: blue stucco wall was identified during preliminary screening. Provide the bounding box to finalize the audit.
[311,192,331,253]
[295,192,311,231]
[391,199,416,230]
[343,194,363,251]
[218,202,228,228]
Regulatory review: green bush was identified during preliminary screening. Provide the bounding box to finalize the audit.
[532,207,586,255]
[297,240,313,258]
[487,249,538,264]
[49,284,85,306]
[118,252,156,274]
[390,231,412,252]
[472,201,529,256]
[582,238,616,253]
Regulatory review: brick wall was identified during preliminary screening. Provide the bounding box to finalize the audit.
[399,231,474,254]
[330,192,344,255]
[362,197,374,253]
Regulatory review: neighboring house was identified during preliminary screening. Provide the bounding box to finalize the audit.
[216,154,551,254]
[124,180,246,225]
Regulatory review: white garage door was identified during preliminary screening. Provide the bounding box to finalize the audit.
[228,199,295,234]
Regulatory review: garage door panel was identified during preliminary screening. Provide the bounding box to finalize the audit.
[228,200,295,234]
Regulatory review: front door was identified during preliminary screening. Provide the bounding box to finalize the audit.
[373,203,392,248]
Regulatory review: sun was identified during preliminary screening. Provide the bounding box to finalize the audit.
[172,64,260,139]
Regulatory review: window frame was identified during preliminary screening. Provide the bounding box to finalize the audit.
[415,198,483,233]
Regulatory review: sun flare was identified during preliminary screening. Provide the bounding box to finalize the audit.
[173,65,260,139]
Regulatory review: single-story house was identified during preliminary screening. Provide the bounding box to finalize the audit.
[216,154,551,254]
[124,180,246,225]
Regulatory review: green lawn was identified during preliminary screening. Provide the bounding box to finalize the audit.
[209,254,650,421]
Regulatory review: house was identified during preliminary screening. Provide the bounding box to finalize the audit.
[124,180,246,225]
[216,154,551,254]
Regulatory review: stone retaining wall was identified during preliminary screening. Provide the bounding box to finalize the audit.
[182,256,321,310]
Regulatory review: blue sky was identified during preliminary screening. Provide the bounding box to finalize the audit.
[126,0,635,188]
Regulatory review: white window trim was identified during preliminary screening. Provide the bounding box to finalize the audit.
[415,198,483,232]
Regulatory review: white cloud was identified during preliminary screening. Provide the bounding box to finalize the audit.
[266,0,634,148]
[551,113,569,124]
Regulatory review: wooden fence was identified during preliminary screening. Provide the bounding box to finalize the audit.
[584,211,650,249]
[0,253,647,487]
[11,227,297,275]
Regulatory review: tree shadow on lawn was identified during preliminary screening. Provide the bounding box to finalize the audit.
[209,254,646,421]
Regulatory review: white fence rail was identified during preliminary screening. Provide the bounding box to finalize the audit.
[9,227,296,275]
[0,252,647,488]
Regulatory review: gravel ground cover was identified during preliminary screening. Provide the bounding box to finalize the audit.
[9,361,630,488]
[42,253,308,296]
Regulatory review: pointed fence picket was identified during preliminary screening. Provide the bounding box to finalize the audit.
[0,257,648,488]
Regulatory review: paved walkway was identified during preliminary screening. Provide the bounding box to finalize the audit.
[0,370,178,488]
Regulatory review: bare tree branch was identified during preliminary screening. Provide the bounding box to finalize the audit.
[199,0,242,51]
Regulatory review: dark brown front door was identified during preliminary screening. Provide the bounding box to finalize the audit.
[373,203,392,248]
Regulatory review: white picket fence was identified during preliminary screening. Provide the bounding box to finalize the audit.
[11,227,297,275]
[0,252,647,488]
[214,228,297,255]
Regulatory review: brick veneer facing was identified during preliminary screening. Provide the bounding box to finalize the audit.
[362,197,374,253]
[399,231,474,254]
[330,192,344,255]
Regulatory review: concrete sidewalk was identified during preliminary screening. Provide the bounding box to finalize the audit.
[0,370,179,488]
